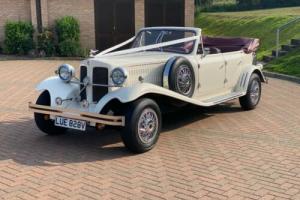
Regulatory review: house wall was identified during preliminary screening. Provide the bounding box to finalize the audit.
[185,0,195,27]
[0,0,32,45]
[135,0,145,33]
[0,0,194,50]
[135,0,194,30]
[45,0,95,50]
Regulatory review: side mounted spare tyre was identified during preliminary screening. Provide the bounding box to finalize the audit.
[163,57,195,98]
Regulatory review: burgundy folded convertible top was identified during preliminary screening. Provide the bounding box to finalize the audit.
[202,36,260,54]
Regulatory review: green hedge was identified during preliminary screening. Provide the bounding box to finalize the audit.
[58,39,82,57]
[199,0,300,12]
[4,21,34,55]
[55,16,80,42]
[237,0,300,9]
[55,16,82,57]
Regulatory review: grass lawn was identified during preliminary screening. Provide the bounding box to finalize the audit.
[265,48,300,77]
[195,7,300,60]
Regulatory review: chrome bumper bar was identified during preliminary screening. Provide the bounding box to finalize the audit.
[28,102,125,127]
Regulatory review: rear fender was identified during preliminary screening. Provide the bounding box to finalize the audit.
[236,64,266,93]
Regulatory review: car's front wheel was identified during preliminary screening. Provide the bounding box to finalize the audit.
[121,98,161,153]
[239,73,262,110]
[34,91,67,135]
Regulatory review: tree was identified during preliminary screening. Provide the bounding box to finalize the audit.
[195,0,214,8]
[236,0,261,8]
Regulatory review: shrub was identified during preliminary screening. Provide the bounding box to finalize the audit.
[200,0,214,8]
[37,30,55,56]
[55,16,82,57]
[236,0,300,10]
[200,0,300,12]
[58,39,82,57]
[4,21,34,55]
[55,16,80,42]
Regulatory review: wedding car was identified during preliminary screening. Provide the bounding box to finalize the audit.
[29,27,266,153]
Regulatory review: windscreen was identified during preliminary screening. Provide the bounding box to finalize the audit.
[132,30,196,54]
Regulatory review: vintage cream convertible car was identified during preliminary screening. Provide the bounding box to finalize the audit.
[29,27,266,153]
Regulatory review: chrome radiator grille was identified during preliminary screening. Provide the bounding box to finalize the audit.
[80,66,87,100]
[92,67,108,102]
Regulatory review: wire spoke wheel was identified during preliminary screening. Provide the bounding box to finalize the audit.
[176,65,193,96]
[137,108,159,144]
[250,79,260,105]
[239,73,262,111]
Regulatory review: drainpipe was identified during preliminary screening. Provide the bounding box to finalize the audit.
[35,0,43,33]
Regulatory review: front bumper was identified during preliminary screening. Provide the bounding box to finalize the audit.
[28,102,125,127]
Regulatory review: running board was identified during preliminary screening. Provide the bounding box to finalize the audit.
[202,92,245,105]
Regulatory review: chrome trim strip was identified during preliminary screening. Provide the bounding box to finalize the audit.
[163,57,177,89]
[240,73,245,87]
[214,94,244,104]
[70,80,122,88]
[243,73,249,88]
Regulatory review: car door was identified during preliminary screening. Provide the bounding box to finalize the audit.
[222,51,243,92]
[196,53,226,100]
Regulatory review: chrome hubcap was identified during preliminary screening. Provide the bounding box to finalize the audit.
[250,79,260,105]
[138,108,158,144]
[177,65,192,95]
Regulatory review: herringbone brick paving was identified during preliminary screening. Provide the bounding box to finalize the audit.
[0,60,299,199]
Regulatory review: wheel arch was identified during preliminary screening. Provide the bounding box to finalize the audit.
[36,76,80,106]
[252,69,266,83]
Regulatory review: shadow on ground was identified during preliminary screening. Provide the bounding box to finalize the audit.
[0,102,242,166]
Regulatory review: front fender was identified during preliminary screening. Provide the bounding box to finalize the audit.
[36,76,80,106]
[94,83,211,113]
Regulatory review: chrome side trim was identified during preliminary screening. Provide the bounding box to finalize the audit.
[163,57,177,89]
[70,80,122,88]
[240,73,245,87]
[213,93,244,105]
[243,73,249,88]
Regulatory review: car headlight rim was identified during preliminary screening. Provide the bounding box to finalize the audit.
[58,64,75,83]
[111,68,128,86]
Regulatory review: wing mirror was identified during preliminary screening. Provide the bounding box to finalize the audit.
[203,50,209,57]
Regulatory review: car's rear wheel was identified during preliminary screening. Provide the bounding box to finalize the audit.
[121,98,161,153]
[239,73,262,110]
[34,91,67,135]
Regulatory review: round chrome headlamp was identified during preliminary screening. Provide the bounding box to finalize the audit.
[58,64,75,82]
[111,68,128,86]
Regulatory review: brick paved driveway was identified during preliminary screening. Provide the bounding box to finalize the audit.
[0,60,300,200]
